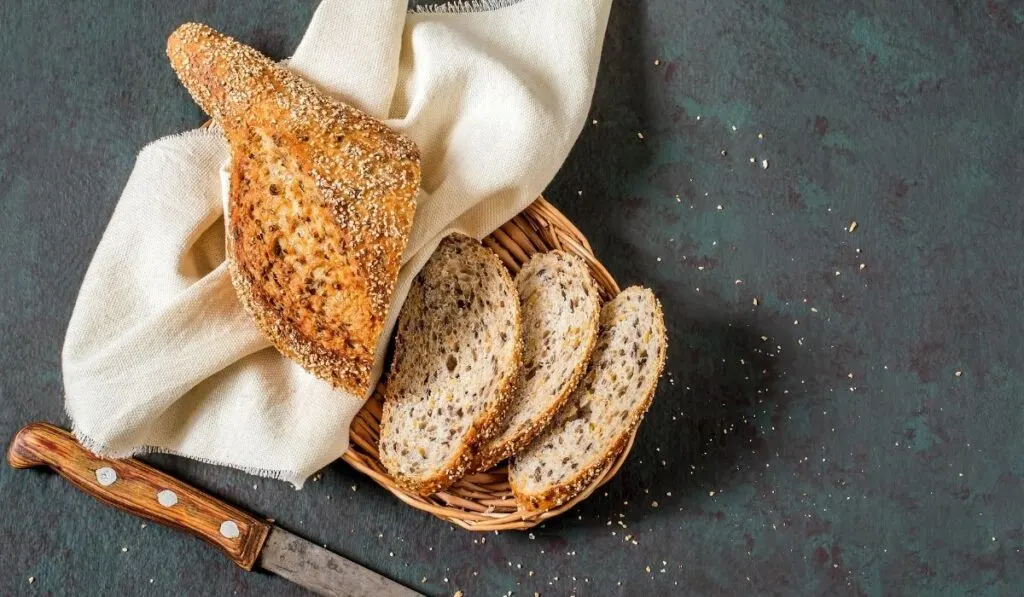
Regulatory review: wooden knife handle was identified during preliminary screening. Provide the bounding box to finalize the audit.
[7,422,271,570]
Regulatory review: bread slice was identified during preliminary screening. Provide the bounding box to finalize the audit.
[509,286,667,512]
[167,23,420,396]
[379,234,522,495]
[470,251,601,472]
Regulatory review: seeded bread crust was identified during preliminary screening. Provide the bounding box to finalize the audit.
[167,23,420,396]
[380,234,522,495]
[470,251,601,473]
[509,286,667,512]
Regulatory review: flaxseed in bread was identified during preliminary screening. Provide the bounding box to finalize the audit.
[167,23,420,396]
[509,286,667,512]
[379,234,522,495]
[471,251,601,472]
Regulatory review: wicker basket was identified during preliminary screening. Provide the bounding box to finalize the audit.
[341,197,635,531]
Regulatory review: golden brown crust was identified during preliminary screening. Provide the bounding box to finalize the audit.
[510,288,667,512]
[379,235,523,496]
[167,23,420,395]
[470,271,601,473]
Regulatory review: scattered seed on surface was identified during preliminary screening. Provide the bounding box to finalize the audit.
[762,159,769,169]
[848,221,858,232]
[637,132,644,139]
[654,59,661,66]
[955,370,963,377]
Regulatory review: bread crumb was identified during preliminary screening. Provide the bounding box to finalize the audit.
[848,221,858,232]
[454,591,464,597]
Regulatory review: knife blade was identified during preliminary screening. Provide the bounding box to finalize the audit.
[7,422,422,597]
[259,527,420,596]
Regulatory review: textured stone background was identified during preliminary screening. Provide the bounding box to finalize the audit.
[2,1,1024,595]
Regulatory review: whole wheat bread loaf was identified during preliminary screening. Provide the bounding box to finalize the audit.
[379,234,522,495]
[167,23,420,396]
[509,286,666,511]
[471,251,601,472]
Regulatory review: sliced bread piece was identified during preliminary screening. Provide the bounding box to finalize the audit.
[509,286,667,512]
[167,23,420,396]
[470,251,601,472]
[379,234,522,495]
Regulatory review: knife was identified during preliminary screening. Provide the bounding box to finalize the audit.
[7,422,422,597]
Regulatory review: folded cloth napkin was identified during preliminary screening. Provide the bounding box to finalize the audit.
[63,0,612,487]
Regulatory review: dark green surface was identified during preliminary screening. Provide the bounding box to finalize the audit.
[2,1,1024,595]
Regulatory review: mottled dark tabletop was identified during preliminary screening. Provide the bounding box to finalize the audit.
[2,1,1023,596]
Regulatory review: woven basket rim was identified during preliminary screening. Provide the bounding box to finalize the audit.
[341,196,635,531]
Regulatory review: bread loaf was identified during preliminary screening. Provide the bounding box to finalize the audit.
[379,234,521,495]
[471,251,601,472]
[509,286,666,511]
[167,23,420,396]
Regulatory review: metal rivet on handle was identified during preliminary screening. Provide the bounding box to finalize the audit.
[157,489,178,507]
[219,520,240,539]
[95,467,117,486]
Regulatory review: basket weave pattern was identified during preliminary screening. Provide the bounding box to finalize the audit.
[341,197,636,531]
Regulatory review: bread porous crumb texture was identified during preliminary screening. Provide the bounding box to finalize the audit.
[380,234,522,495]
[167,23,420,395]
[510,286,667,512]
[471,251,601,472]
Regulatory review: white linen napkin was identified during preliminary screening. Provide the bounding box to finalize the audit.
[62,0,612,487]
